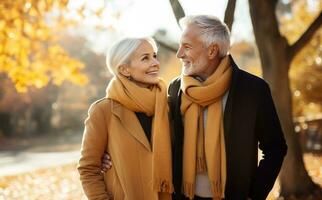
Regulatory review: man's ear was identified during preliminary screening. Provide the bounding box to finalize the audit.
[208,44,219,59]
[118,64,131,77]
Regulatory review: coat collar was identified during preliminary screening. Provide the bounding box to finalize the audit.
[110,100,152,152]
[223,55,240,145]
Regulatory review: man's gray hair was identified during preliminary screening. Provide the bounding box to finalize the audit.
[106,37,157,75]
[179,15,230,57]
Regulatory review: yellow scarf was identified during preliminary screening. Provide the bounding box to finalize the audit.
[106,74,173,193]
[181,56,232,199]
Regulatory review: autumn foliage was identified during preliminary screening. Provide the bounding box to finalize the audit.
[280,1,322,117]
[0,0,88,92]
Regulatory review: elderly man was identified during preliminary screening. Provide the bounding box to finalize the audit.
[168,15,287,200]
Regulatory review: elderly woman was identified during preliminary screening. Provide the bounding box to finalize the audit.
[78,37,173,200]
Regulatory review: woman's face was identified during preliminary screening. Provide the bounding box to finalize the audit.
[122,41,160,87]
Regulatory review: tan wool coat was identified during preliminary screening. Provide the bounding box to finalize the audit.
[78,98,172,200]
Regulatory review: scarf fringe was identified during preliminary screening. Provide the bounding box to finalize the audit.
[196,157,207,173]
[153,179,174,193]
[210,181,225,199]
[183,182,195,199]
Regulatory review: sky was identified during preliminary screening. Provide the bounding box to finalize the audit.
[67,0,254,53]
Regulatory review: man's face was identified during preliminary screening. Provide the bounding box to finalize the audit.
[177,24,212,79]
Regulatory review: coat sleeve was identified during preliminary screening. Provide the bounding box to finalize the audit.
[249,82,287,200]
[77,100,111,200]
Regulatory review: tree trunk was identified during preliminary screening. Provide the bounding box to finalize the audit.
[169,0,185,26]
[248,0,320,197]
[224,0,237,31]
[0,112,12,137]
[32,84,58,134]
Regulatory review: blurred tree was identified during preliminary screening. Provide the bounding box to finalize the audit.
[281,1,322,117]
[249,0,321,197]
[224,0,236,31]
[0,0,88,93]
[0,0,89,136]
[0,77,59,136]
[51,35,110,130]
[169,0,322,198]
[230,41,261,76]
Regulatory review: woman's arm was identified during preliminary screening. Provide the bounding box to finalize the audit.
[78,99,111,200]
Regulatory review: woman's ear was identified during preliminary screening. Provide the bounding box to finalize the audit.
[118,64,131,77]
[208,44,219,59]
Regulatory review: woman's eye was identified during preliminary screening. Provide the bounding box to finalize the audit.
[153,54,157,58]
[141,56,148,61]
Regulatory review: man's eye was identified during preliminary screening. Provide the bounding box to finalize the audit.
[141,56,148,61]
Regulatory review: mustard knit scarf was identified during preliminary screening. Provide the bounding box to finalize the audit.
[106,74,173,194]
[181,56,232,199]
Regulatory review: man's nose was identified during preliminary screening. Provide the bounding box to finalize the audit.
[176,47,183,58]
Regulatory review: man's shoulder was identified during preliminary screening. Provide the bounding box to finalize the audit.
[169,76,182,86]
[237,68,269,89]
[168,76,182,95]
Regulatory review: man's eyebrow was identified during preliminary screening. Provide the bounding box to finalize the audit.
[182,42,192,47]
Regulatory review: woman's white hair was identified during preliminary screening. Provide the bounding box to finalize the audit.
[106,37,157,75]
[179,15,230,57]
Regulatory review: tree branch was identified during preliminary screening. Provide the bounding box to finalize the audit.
[169,0,185,26]
[224,0,237,31]
[289,12,322,59]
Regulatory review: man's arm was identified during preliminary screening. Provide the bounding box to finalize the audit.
[249,82,287,200]
[101,153,112,173]
[167,78,185,199]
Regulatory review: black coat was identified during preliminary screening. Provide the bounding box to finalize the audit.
[168,56,287,200]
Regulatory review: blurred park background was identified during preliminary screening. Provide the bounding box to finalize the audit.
[0,0,321,199]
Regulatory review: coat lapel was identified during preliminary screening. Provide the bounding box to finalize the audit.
[111,101,151,151]
[224,55,239,149]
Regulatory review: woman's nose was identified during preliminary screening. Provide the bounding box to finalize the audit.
[152,58,160,67]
